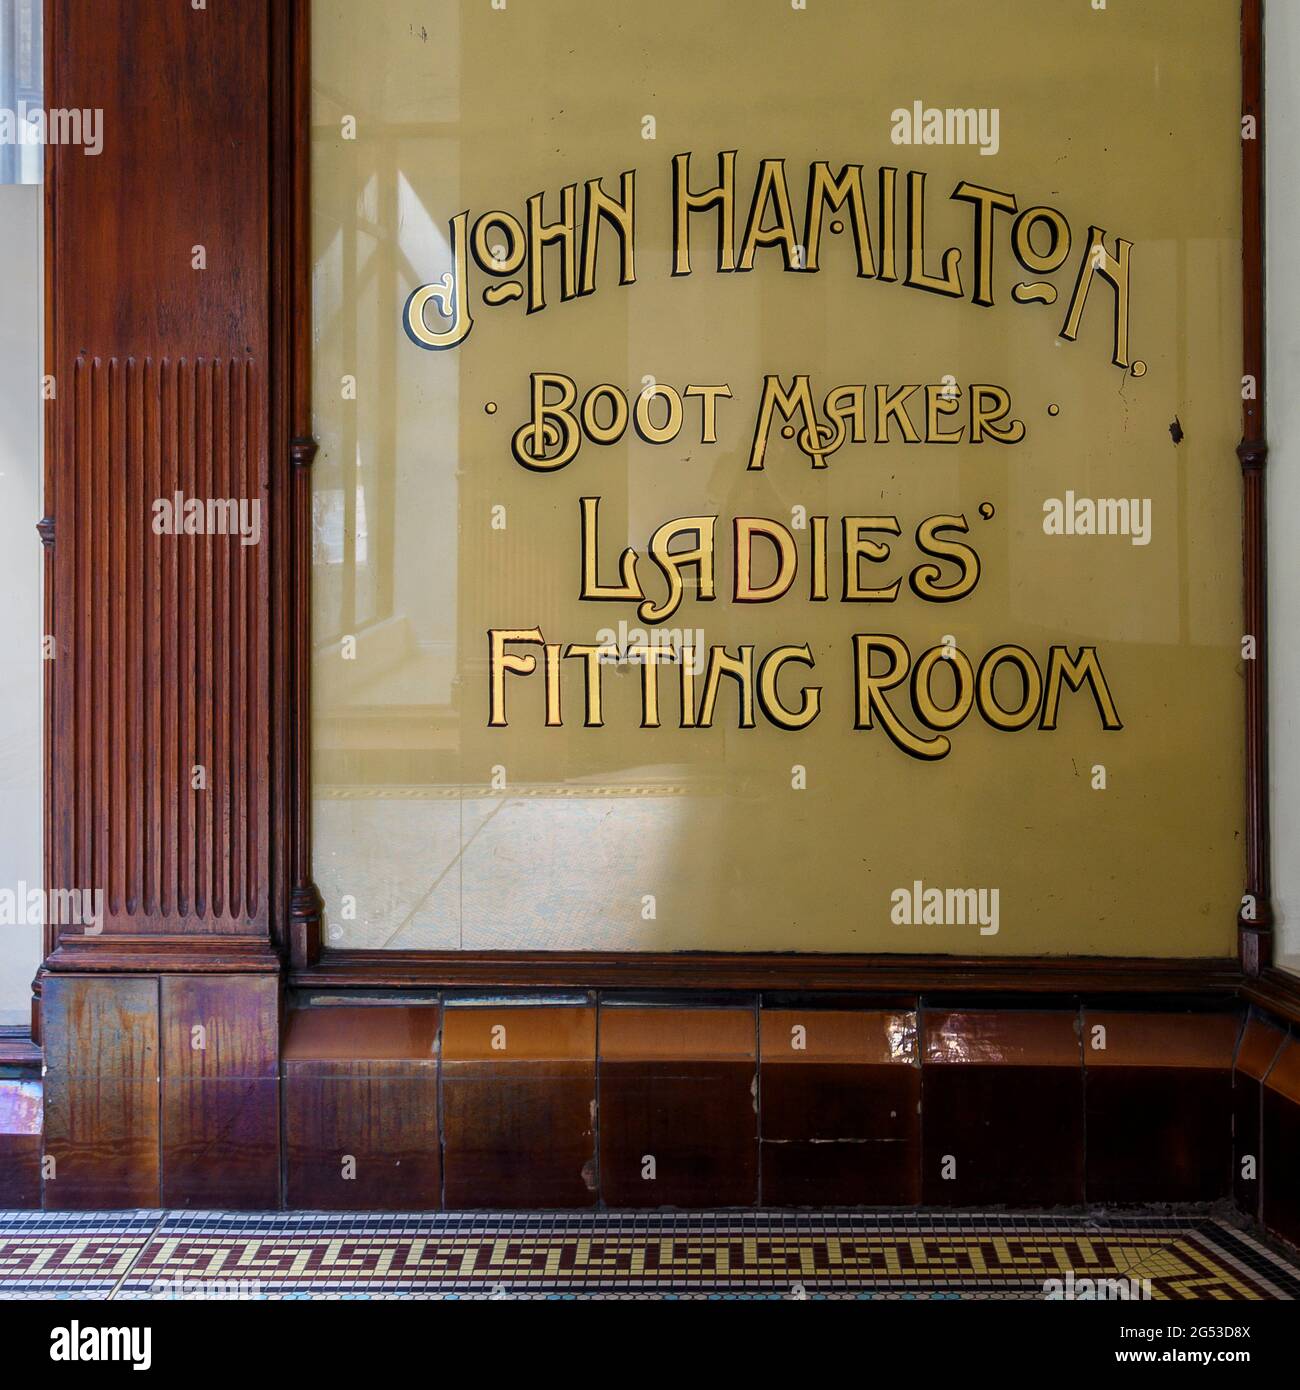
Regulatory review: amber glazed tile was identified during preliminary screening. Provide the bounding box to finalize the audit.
[281,1004,440,1062]
[160,975,279,1080]
[1233,1017,1285,1220]
[1263,1039,1300,1250]
[600,1007,757,1208]
[922,1010,1084,1206]
[1236,1016,1287,1083]
[282,1004,442,1211]
[442,1005,596,1209]
[1084,1011,1239,1204]
[760,1010,919,1205]
[41,976,159,1080]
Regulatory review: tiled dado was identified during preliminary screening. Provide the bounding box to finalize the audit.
[922,1010,1084,1206]
[9,986,1300,1219]
[1262,1034,1300,1250]
[599,1005,757,1207]
[40,974,281,1210]
[1084,1010,1240,1204]
[759,1008,919,1205]
[441,1001,596,1208]
[0,1080,42,1209]
[1233,1015,1286,1222]
[282,1005,440,1210]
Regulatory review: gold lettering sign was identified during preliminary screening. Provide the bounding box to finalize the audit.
[311,0,1243,956]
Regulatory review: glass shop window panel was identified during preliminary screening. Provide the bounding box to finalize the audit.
[0,0,41,185]
[311,0,1245,956]
[0,0,42,1022]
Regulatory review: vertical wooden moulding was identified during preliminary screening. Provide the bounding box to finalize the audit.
[283,0,324,968]
[1238,0,1271,974]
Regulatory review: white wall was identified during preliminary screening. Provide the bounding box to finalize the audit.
[0,181,42,1024]
[1267,4,1300,972]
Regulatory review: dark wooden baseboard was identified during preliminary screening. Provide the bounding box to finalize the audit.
[290,950,1242,996]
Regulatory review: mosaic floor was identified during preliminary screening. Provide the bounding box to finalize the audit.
[0,1211,1296,1300]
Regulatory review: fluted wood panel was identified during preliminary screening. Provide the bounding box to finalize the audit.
[45,0,274,958]
[54,356,267,937]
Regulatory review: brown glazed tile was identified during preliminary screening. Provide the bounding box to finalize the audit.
[1262,1039,1300,1250]
[600,1006,754,1061]
[160,975,278,1080]
[0,1080,42,1209]
[442,1005,596,1209]
[921,1011,1083,1206]
[161,1077,279,1209]
[42,1076,160,1209]
[1236,1016,1287,1083]
[1084,1012,1238,1204]
[41,976,160,1209]
[600,1007,757,1208]
[42,975,159,1079]
[1264,1035,1300,1106]
[924,1009,1082,1067]
[282,1004,440,1061]
[442,1004,595,1062]
[283,1061,440,1211]
[1081,1010,1241,1068]
[158,977,280,1208]
[760,1010,919,1205]
[1233,1018,1285,1219]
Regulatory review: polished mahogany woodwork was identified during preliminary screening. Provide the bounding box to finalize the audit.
[1238,0,1272,977]
[43,0,275,970]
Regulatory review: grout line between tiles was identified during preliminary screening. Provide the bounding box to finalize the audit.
[105,1209,168,1301]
